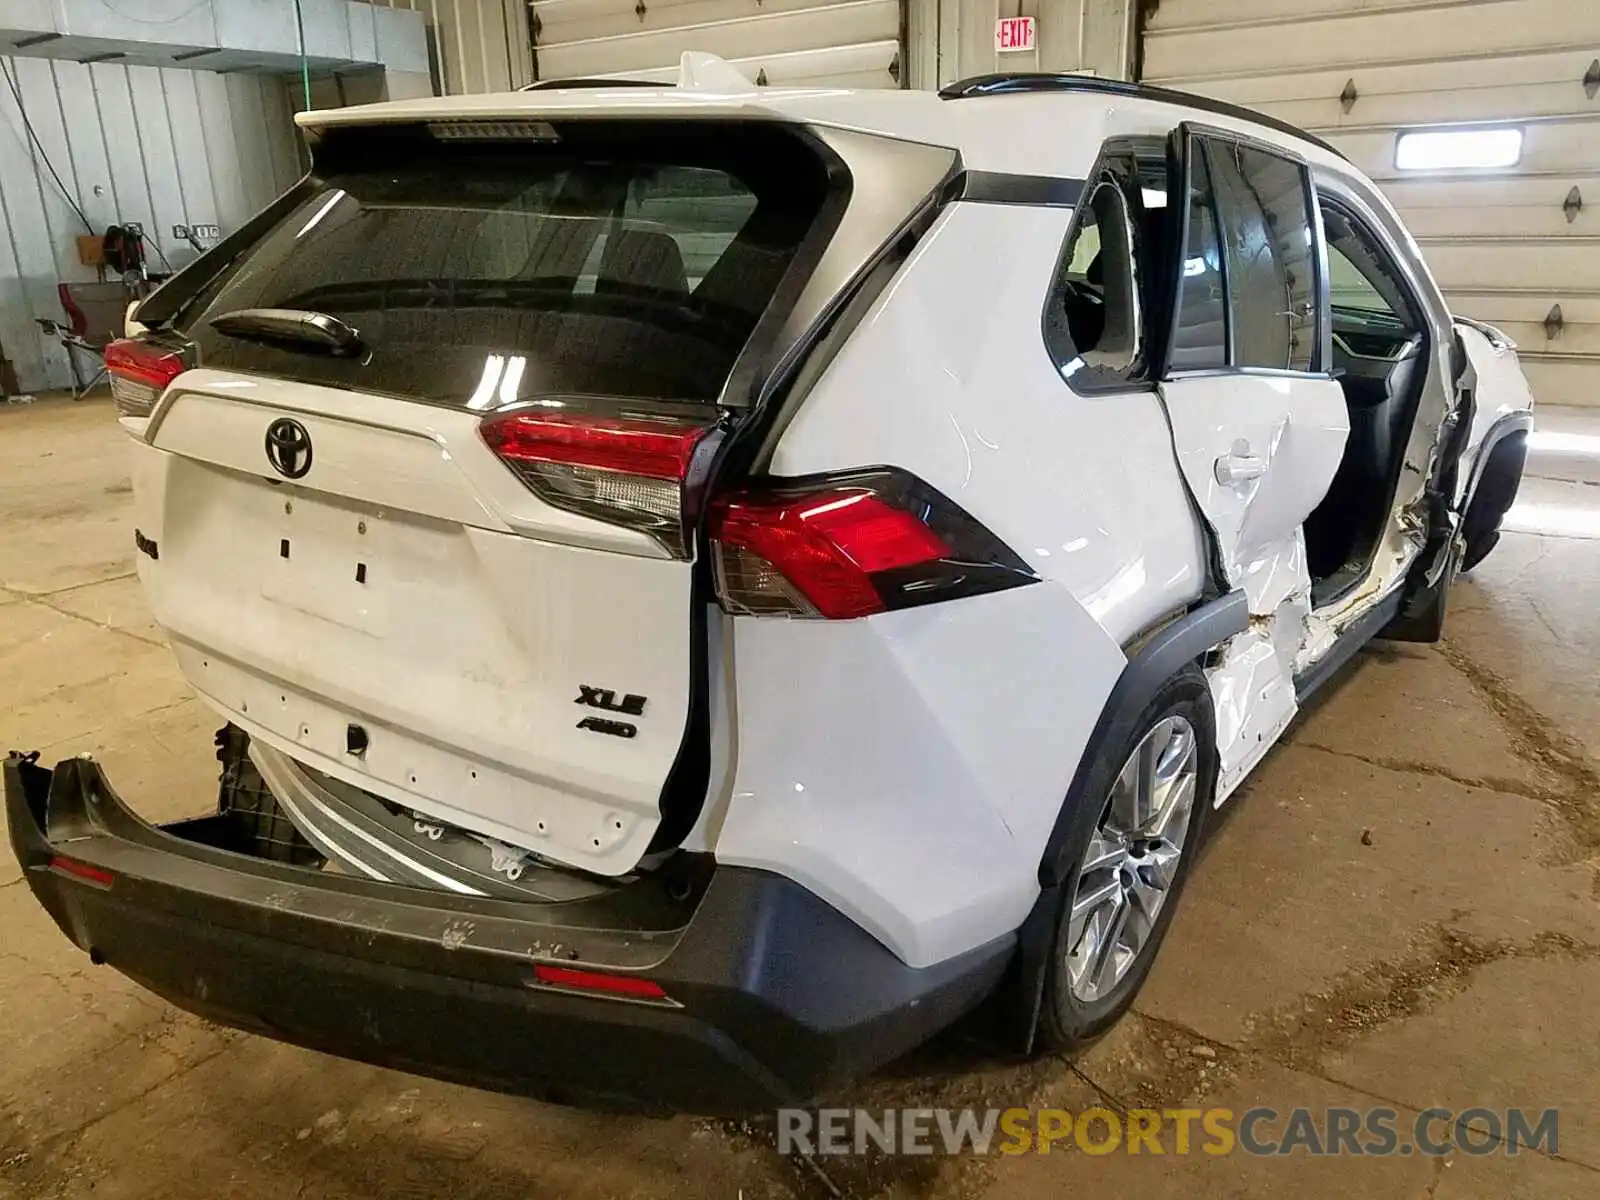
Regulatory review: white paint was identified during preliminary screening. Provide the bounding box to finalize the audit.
[298,72,1352,184]
[113,80,1541,980]
[1157,373,1349,615]
[717,583,1126,969]
[136,372,697,876]
[1456,320,1538,507]
[1206,628,1296,805]
[769,201,1208,646]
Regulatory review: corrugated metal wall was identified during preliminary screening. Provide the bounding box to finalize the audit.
[918,0,1133,90]
[0,55,303,394]
[367,0,533,92]
[530,0,904,90]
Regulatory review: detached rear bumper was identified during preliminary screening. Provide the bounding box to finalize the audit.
[5,754,1010,1114]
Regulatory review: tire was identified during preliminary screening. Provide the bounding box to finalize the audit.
[1460,429,1528,574]
[1035,664,1217,1051]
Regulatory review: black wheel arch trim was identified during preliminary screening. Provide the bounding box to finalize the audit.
[1003,588,1247,1052]
[1462,409,1533,514]
[1035,588,1246,890]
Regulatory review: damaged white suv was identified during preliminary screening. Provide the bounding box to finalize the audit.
[9,59,1534,1113]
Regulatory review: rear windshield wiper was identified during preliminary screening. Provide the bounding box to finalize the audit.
[209,308,367,359]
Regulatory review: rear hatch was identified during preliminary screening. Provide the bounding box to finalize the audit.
[124,118,837,876]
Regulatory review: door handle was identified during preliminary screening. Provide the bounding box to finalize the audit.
[1214,452,1268,486]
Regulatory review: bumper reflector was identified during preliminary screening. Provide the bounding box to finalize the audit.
[532,963,672,1003]
[49,855,115,887]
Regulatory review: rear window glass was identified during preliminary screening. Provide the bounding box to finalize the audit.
[176,121,832,408]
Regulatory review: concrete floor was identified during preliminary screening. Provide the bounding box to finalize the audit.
[3,395,1598,1200]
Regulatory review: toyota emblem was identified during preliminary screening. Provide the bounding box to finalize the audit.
[264,418,313,480]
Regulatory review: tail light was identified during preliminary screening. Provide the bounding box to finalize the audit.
[105,338,186,418]
[709,468,1037,619]
[481,408,713,557]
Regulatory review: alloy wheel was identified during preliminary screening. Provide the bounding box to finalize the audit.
[1065,715,1199,1003]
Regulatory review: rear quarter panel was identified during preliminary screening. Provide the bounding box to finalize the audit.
[1456,321,1537,503]
[709,202,1207,968]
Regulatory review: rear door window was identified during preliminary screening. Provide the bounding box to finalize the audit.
[174,121,831,409]
[1204,140,1319,372]
[1169,145,1229,372]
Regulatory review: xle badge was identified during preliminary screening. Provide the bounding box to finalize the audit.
[575,686,647,738]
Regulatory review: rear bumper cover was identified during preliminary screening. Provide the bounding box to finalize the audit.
[6,754,1011,1114]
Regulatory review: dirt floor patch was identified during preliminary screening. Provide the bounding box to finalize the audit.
[1436,639,1600,869]
[1243,924,1600,1075]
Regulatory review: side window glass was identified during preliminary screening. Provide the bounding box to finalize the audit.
[1206,141,1318,372]
[1327,243,1395,317]
[1170,146,1228,372]
[1044,153,1147,391]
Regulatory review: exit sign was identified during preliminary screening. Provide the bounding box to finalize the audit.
[995,15,1036,53]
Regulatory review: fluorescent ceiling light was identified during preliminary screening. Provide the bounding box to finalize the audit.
[1396,127,1523,171]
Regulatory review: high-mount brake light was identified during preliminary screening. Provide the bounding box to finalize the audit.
[480,409,713,557]
[105,339,186,418]
[708,468,1037,619]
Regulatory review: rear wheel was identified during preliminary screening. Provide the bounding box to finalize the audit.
[1036,667,1217,1050]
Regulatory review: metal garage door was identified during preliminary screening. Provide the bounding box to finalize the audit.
[1142,0,1600,408]
[530,0,905,89]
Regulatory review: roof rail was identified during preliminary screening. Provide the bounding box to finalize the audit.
[938,74,1347,162]
[519,78,668,91]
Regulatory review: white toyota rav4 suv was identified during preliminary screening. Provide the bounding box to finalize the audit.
[9,56,1534,1113]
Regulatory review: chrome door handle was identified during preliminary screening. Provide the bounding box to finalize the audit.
[1214,453,1268,486]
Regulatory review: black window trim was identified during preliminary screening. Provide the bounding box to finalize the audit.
[1161,122,1336,384]
[1319,195,1426,336]
[1309,167,1453,352]
[1037,133,1169,399]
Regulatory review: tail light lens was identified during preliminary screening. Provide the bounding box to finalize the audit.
[106,338,187,418]
[709,468,1037,619]
[481,408,712,557]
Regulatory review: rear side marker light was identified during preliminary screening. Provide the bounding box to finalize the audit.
[49,856,115,887]
[105,338,185,419]
[709,468,1038,619]
[481,409,712,557]
[532,963,674,1003]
